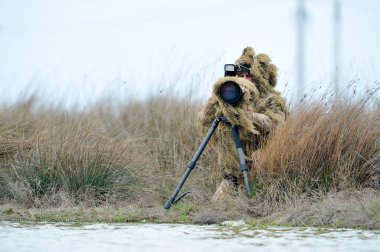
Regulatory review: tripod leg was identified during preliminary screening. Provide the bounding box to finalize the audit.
[164,117,222,209]
[231,125,252,195]
[164,168,192,209]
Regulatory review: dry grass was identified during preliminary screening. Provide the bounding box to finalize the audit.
[251,87,380,210]
[0,101,149,206]
[0,83,379,227]
[0,93,218,209]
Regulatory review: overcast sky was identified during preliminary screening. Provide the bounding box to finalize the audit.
[0,0,379,107]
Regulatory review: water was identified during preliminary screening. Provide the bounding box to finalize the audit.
[1,221,380,252]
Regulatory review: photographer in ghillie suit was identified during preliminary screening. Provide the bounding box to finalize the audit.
[197,47,288,202]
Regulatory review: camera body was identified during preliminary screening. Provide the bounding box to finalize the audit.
[224,64,238,77]
[224,64,251,77]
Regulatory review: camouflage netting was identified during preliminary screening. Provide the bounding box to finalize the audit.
[212,76,259,135]
[234,47,288,129]
[197,46,288,180]
[235,47,278,91]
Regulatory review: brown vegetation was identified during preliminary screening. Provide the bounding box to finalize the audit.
[252,91,380,208]
[0,84,379,228]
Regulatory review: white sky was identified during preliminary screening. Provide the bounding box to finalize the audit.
[0,0,379,107]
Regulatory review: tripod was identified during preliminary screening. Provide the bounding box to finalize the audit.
[164,116,251,209]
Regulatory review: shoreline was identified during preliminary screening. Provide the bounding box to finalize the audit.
[1,189,379,230]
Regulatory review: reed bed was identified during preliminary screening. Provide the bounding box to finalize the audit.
[0,83,379,223]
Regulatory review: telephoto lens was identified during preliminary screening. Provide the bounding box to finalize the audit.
[219,81,242,105]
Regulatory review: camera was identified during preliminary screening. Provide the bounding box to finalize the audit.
[219,64,253,105]
[224,64,251,77]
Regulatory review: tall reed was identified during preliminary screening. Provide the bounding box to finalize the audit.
[0,84,379,214]
[252,90,380,206]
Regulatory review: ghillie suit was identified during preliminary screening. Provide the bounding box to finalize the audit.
[197,47,288,200]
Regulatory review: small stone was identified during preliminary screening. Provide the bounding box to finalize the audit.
[221,220,246,227]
